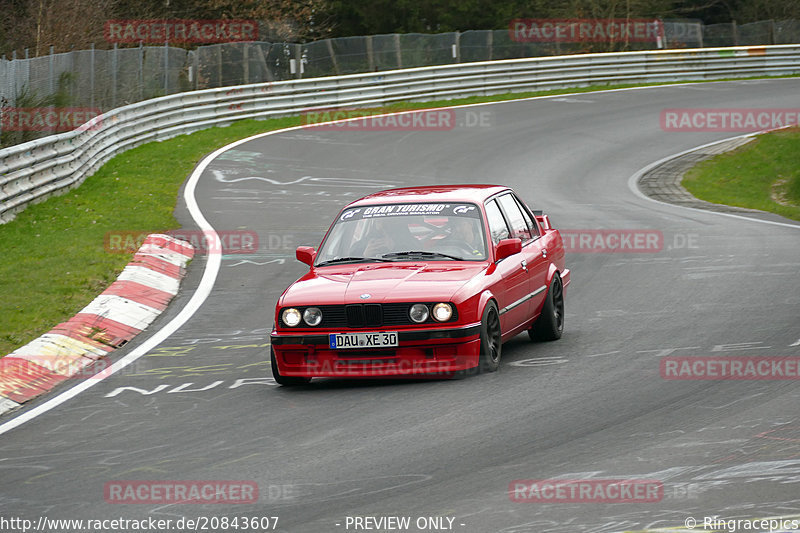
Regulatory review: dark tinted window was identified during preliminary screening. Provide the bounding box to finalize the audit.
[497,194,533,242]
[514,195,539,237]
[484,200,510,244]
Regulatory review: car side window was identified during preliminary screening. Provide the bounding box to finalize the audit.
[497,194,533,242]
[514,195,540,237]
[484,200,510,244]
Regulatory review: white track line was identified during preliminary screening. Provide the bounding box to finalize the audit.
[0,143,231,434]
[3,79,799,434]
[0,122,338,434]
[626,133,800,230]
[626,133,800,352]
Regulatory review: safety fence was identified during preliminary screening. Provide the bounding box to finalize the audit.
[1,44,799,223]
[1,19,799,119]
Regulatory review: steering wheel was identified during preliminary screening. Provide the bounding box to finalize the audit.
[439,240,478,257]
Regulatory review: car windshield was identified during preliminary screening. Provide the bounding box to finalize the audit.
[315,202,487,265]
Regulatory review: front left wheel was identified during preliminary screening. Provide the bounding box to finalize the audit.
[271,347,312,386]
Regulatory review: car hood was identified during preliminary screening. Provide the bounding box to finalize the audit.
[281,262,488,306]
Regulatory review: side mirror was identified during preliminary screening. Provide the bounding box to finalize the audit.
[495,238,522,261]
[296,246,316,266]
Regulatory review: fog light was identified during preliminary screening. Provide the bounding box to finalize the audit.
[409,303,429,323]
[303,307,323,326]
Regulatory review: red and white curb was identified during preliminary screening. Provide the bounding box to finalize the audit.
[0,234,193,415]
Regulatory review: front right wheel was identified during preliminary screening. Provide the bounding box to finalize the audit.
[479,301,502,372]
[529,273,564,341]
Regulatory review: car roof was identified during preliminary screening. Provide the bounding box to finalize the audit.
[347,185,511,207]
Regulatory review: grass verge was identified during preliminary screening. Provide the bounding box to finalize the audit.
[682,127,800,221]
[1,77,798,355]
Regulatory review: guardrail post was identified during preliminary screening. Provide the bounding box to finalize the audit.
[294,44,303,79]
[139,42,144,101]
[254,44,273,82]
[90,42,95,108]
[394,34,402,69]
[0,55,5,139]
[326,39,340,75]
[164,40,169,95]
[218,45,223,88]
[49,45,55,95]
[10,50,16,106]
[194,49,200,90]
[366,36,375,71]
[112,43,118,108]
[243,42,250,83]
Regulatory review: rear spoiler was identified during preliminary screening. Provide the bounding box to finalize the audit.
[532,210,552,231]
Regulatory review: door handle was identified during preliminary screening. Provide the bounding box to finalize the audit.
[541,249,547,258]
[521,259,528,271]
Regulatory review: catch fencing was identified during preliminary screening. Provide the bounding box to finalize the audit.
[1,44,799,223]
[1,19,799,130]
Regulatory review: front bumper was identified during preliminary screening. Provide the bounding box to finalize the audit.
[270,324,481,378]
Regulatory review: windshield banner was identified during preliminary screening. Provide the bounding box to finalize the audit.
[339,203,481,221]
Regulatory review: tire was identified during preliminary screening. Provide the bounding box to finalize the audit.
[271,346,312,386]
[529,273,564,342]
[479,301,502,372]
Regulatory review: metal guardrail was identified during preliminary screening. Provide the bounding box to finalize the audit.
[1,44,799,223]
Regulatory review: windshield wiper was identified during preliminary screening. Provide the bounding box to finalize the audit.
[315,256,395,266]
[381,251,465,261]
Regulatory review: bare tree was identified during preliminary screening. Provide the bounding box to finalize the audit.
[1,0,114,55]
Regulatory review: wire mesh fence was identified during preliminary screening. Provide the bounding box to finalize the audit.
[1,19,799,146]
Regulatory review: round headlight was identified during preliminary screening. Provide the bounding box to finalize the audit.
[432,303,453,322]
[409,303,429,323]
[303,307,323,326]
[281,308,301,327]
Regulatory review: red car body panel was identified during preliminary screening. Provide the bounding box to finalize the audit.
[271,185,570,379]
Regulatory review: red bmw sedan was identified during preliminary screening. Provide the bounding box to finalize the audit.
[270,185,570,385]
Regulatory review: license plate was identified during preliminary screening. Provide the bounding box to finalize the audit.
[329,332,399,349]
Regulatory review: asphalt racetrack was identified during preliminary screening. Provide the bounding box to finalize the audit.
[1,79,799,533]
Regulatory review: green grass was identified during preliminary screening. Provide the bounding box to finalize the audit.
[1,76,798,356]
[683,127,800,221]
[0,116,300,355]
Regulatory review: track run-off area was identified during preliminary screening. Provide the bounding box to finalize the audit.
[1,79,799,533]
